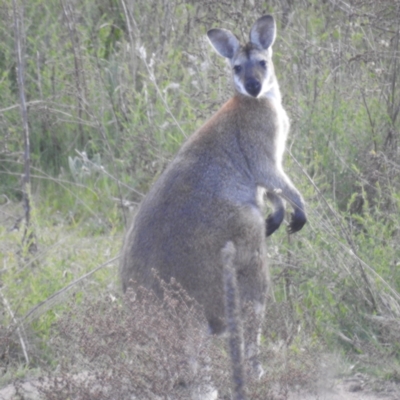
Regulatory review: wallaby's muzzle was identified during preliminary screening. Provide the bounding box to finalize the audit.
[245,78,262,97]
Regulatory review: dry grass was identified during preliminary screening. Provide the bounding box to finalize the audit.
[35,278,326,400]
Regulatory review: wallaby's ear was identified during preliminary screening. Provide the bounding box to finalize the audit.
[207,28,240,59]
[250,15,276,50]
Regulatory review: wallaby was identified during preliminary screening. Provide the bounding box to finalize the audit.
[120,14,306,390]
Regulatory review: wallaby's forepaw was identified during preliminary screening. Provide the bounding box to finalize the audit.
[265,207,285,237]
[288,208,307,234]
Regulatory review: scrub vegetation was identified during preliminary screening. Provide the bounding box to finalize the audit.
[1,0,400,398]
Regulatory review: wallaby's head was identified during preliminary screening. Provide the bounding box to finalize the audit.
[207,15,277,99]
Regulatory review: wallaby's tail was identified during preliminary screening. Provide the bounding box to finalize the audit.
[222,241,247,400]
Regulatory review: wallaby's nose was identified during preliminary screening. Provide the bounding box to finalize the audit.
[245,78,261,97]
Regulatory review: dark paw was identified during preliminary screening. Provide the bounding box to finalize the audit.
[288,208,307,234]
[265,207,285,237]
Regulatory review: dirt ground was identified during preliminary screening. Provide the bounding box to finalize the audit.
[1,374,399,400]
[289,378,400,400]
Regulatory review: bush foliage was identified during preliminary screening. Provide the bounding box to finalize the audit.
[1,0,400,396]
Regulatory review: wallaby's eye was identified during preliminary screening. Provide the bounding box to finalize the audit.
[233,65,242,74]
[259,60,267,68]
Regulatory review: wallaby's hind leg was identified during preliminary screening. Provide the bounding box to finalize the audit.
[241,260,268,379]
[244,311,265,379]
[230,206,268,379]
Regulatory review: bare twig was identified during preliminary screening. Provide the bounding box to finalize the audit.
[120,0,186,138]
[388,20,400,126]
[60,0,87,146]
[0,289,30,366]
[19,255,120,326]
[360,89,377,153]
[12,0,35,251]
[0,99,44,114]
[74,149,144,198]
[120,0,139,87]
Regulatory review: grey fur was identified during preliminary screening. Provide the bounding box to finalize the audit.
[120,14,306,383]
